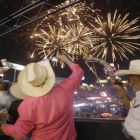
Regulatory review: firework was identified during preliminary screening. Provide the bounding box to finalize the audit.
[90,10,140,62]
[62,23,94,56]
[32,23,94,61]
[58,1,100,25]
[31,25,73,66]
[32,0,100,64]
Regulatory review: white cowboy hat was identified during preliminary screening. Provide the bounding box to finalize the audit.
[10,60,55,99]
[114,60,140,76]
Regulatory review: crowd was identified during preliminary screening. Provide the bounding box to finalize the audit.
[0,55,84,140]
[0,57,140,140]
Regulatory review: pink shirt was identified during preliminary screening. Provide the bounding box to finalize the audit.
[3,64,84,140]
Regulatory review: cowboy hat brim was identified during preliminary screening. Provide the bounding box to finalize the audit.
[10,60,55,99]
[10,83,27,99]
[114,70,140,76]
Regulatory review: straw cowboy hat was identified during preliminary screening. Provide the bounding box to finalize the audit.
[10,60,55,99]
[114,60,140,76]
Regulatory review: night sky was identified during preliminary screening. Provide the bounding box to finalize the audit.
[0,0,140,83]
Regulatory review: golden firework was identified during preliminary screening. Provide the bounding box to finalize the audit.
[63,23,94,56]
[32,26,69,58]
[32,0,99,63]
[90,10,140,62]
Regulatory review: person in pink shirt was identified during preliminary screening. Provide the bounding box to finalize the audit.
[0,54,84,140]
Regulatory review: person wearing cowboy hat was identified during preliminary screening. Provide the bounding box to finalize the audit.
[0,54,84,140]
[111,60,140,140]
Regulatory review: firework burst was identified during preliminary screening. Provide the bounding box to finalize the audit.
[32,0,99,64]
[63,23,94,56]
[31,25,71,58]
[58,1,100,25]
[90,10,140,62]
[31,25,75,66]
[32,23,94,60]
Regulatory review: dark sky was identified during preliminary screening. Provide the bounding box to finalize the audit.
[0,0,140,83]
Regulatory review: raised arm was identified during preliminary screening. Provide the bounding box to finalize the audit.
[57,55,84,94]
[108,78,130,109]
[57,55,73,66]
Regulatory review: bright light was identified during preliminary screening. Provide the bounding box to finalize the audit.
[100,91,107,97]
